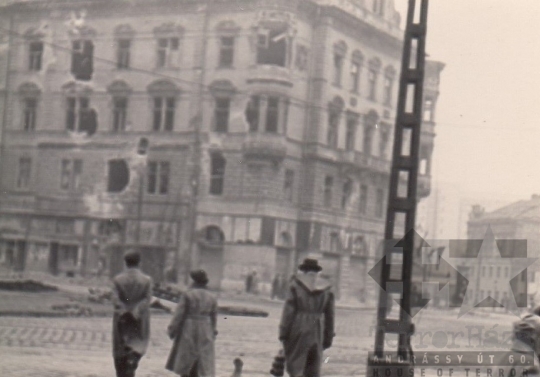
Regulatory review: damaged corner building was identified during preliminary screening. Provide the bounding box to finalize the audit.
[0,0,444,305]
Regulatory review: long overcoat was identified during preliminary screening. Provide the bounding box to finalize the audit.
[165,286,218,377]
[279,274,335,377]
[112,267,153,359]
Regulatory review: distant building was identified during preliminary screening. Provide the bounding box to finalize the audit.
[0,0,444,303]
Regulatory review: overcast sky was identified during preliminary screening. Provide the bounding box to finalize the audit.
[393,0,540,203]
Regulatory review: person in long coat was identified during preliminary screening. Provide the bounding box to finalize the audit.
[112,250,153,377]
[166,269,218,377]
[279,258,335,377]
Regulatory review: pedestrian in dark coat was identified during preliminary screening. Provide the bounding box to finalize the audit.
[112,250,153,377]
[279,258,335,377]
[166,270,218,377]
[272,274,281,300]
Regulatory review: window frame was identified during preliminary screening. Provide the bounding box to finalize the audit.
[152,96,176,132]
[284,169,294,202]
[209,153,226,196]
[375,188,385,218]
[116,39,131,70]
[17,157,32,190]
[218,35,235,68]
[60,158,83,192]
[146,161,170,195]
[324,176,334,208]
[112,96,128,132]
[28,40,43,71]
[23,97,37,131]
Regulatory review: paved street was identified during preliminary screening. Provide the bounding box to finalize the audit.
[0,299,521,377]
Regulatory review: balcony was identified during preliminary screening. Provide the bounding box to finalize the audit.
[246,65,294,88]
[242,133,288,162]
[417,174,431,198]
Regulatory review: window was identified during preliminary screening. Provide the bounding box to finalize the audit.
[341,179,352,209]
[351,62,360,93]
[219,36,235,67]
[153,97,175,131]
[379,127,389,159]
[284,169,294,201]
[324,176,333,207]
[147,161,170,195]
[359,184,368,214]
[375,188,384,217]
[60,159,82,191]
[363,125,374,155]
[71,40,93,81]
[107,159,129,193]
[28,41,43,71]
[214,97,230,133]
[352,236,366,256]
[112,97,128,132]
[333,54,344,86]
[368,70,378,100]
[66,97,97,135]
[482,266,486,277]
[423,99,434,121]
[489,266,493,278]
[17,157,31,189]
[327,108,340,148]
[157,37,179,68]
[210,153,226,195]
[256,27,288,67]
[329,232,340,252]
[116,39,131,69]
[23,98,37,131]
[383,76,393,106]
[345,116,357,151]
[245,95,288,133]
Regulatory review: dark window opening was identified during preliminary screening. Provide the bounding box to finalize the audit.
[376,188,385,218]
[351,62,360,93]
[368,70,377,100]
[353,236,366,256]
[66,97,97,136]
[363,126,374,155]
[147,161,170,195]
[112,97,128,132]
[333,54,343,86]
[71,40,94,81]
[17,157,32,189]
[345,117,356,151]
[379,129,389,158]
[205,226,225,243]
[137,137,149,156]
[117,39,131,69]
[359,184,368,214]
[324,176,333,207]
[327,109,340,148]
[153,97,175,131]
[107,159,129,193]
[60,159,83,191]
[246,96,260,132]
[29,41,43,71]
[256,28,287,67]
[214,97,230,133]
[157,37,179,68]
[330,232,340,252]
[341,179,352,209]
[266,97,279,133]
[284,169,294,201]
[210,153,226,195]
[383,77,393,106]
[219,36,234,67]
[23,98,37,131]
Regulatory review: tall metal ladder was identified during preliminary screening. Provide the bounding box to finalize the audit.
[367,0,429,375]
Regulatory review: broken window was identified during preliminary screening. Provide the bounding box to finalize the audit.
[214,97,230,133]
[71,40,93,81]
[60,159,82,191]
[112,97,128,132]
[333,53,344,86]
[368,70,378,100]
[423,98,434,121]
[341,179,353,209]
[153,97,175,131]
[209,153,226,195]
[256,27,288,67]
[23,98,37,131]
[359,184,368,214]
[376,188,385,218]
[327,108,340,148]
[107,159,129,193]
[383,76,393,106]
[17,157,31,189]
[284,169,294,201]
[219,36,235,67]
[351,61,360,93]
[116,39,131,69]
[245,95,288,133]
[345,116,357,151]
[28,41,43,71]
[324,176,333,207]
[157,37,179,68]
[147,161,170,195]
[66,97,97,136]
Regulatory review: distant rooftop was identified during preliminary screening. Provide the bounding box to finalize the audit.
[472,194,540,222]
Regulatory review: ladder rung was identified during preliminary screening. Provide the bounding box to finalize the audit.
[383,320,410,334]
[401,114,418,126]
[390,199,414,211]
[385,281,403,294]
[410,24,426,36]
[404,70,422,82]
[395,157,413,170]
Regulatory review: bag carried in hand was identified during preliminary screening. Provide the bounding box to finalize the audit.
[270,349,285,377]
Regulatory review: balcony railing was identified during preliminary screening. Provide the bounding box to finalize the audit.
[243,133,287,162]
[246,65,294,88]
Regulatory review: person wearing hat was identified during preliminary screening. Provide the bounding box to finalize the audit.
[166,269,218,377]
[111,250,153,377]
[278,258,335,377]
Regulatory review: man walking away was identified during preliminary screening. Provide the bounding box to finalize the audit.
[279,258,335,377]
[112,250,153,377]
[166,269,218,377]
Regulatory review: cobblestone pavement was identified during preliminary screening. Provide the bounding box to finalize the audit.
[0,300,520,377]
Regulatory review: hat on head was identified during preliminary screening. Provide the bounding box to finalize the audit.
[124,250,141,265]
[298,258,322,272]
[190,269,209,286]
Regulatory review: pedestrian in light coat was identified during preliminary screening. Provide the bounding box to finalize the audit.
[279,258,335,377]
[166,269,218,377]
[112,250,153,377]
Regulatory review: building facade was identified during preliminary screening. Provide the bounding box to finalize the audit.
[0,0,444,303]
